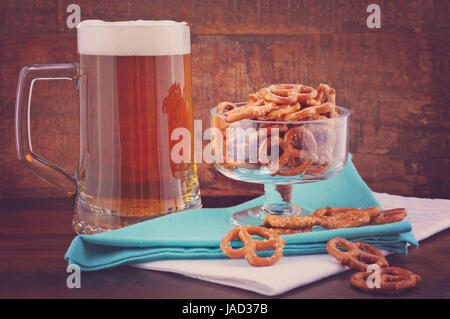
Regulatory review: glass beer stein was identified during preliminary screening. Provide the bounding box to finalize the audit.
[15,20,202,234]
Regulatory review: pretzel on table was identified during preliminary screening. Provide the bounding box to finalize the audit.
[263,206,384,230]
[326,206,381,229]
[264,215,326,229]
[350,267,422,292]
[312,206,359,218]
[371,208,407,225]
[326,237,389,271]
[220,226,286,267]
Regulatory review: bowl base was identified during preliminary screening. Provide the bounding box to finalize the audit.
[230,205,312,226]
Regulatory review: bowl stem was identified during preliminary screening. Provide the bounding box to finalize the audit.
[229,184,306,226]
[262,184,302,216]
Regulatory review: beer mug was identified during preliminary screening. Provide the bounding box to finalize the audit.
[15,20,201,234]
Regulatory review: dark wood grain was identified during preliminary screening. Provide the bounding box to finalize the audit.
[0,197,448,299]
[0,0,449,199]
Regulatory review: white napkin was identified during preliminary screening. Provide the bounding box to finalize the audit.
[132,192,450,296]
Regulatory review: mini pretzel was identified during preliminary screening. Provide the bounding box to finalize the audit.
[371,208,407,225]
[217,101,237,115]
[303,163,332,175]
[311,206,381,227]
[277,127,318,175]
[301,115,328,121]
[284,102,335,121]
[247,93,261,104]
[326,237,389,271]
[315,102,335,115]
[350,267,421,291]
[326,87,338,117]
[258,126,318,176]
[225,102,277,123]
[315,83,332,104]
[266,226,313,235]
[221,226,280,259]
[326,211,371,229]
[326,206,381,229]
[303,149,334,175]
[312,206,359,218]
[262,84,318,104]
[220,226,286,267]
[302,83,327,106]
[269,84,301,95]
[283,127,318,154]
[260,103,301,120]
[257,86,299,105]
[259,123,289,135]
[283,106,317,121]
[277,157,312,176]
[297,85,318,102]
[279,152,312,176]
[264,215,325,229]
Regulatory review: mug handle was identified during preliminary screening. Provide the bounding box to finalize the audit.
[15,63,78,197]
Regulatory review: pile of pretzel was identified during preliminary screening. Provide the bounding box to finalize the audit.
[216,83,339,176]
[264,206,407,230]
[220,206,421,292]
[327,237,421,292]
[218,83,337,123]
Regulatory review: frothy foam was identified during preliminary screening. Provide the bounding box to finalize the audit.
[77,20,190,56]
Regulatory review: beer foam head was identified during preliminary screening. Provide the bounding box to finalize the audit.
[77,20,190,56]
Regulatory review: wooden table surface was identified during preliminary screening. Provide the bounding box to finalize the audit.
[0,196,448,299]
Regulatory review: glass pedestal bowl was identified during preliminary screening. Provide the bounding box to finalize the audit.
[211,104,350,226]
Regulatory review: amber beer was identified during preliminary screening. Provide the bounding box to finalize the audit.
[73,21,201,233]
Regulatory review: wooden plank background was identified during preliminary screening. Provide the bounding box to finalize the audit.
[0,0,448,199]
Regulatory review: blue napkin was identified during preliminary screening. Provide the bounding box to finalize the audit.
[65,156,418,271]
